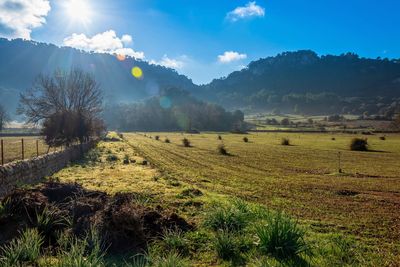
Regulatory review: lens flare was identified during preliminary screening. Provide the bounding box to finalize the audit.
[116,54,126,61]
[159,96,172,109]
[131,66,143,79]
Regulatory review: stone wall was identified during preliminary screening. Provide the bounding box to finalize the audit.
[0,141,96,196]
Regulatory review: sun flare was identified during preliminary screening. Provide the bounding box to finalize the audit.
[65,0,92,24]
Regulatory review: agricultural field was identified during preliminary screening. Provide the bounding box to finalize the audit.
[0,136,59,164]
[26,131,397,266]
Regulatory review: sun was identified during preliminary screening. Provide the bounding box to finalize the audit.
[65,0,92,25]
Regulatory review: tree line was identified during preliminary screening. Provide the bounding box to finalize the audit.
[103,87,245,132]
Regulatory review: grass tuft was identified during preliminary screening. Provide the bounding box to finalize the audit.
[217,144,229,155]
[281,138,290,146]
[255,211,309,260]
[182,138,191,147]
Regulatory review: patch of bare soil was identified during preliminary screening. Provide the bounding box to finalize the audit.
[0,182,192,253]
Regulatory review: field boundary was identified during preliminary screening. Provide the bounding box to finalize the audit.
[0,140,97,197]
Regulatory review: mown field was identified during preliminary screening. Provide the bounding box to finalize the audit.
[0,136,58,164]
[39,131,399,266]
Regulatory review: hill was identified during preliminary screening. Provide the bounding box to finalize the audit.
[0,38,197,117]
[198,50,400,115]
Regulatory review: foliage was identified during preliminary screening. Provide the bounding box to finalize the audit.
[204,202,249,232]
[161,229,189,255]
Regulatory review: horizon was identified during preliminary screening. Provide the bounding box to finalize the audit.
[1,0,400,84]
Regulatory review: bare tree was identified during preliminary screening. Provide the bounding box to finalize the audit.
[0,104,9,131]
[18,68,104,146]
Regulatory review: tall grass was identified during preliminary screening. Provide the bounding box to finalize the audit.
[0,228,43,266]
[255,212,309,260]
[55,227,105,267]
[162,228,189,255]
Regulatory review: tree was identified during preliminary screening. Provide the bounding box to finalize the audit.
[0,104,9,131]
[391,114,400,130]
[18,68,104,146]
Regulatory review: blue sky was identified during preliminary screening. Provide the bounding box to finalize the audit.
[1,0,400,84]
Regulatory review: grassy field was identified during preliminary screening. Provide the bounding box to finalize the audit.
[44,131,400,266]
[0,136,60,164]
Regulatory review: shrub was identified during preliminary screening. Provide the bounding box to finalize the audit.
[165,138,170,143]
[218,144,228,155]
[281,138,290,146]
[0,228,43,266]
[123,155,130,164]
[182,138,191,147]
[255,212,309,260]
[155,135,160,141]
[106,154,119,162]
[243,137,249,143]
[350,138,368,151]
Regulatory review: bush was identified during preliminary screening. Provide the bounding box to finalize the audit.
[281,138,290,146]
[165,138,170,143]
[218,144,228,155]
[182,138,191,147]
[155,135,160,141]
[106,154,119,162]
[123,155,130,164]
[255,212,309,260]
[243,137,249,143]
[0,228,43,266]
[350,138,368,151]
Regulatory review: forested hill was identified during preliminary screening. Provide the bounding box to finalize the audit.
[197,50,400,110]
[0,38,197,116]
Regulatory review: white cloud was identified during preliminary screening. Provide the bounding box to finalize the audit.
[150,55,185,70]
[0,0,51,39]
[218,51,247,63]
[63,30,145,59]
[227,1,265,22]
